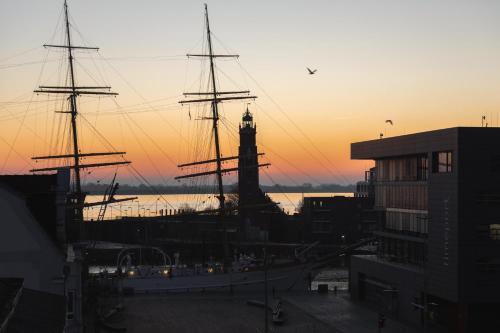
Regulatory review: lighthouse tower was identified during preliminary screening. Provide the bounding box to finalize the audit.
[238,107,260,208]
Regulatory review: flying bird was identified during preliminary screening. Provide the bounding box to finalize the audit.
[385,120,393,125]
[306,67,317,75]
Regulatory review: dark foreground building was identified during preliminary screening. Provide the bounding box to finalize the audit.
[0,171,83,332]
[301,196,375,244]
[349,127,500,333]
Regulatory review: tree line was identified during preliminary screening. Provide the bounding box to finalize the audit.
[82,182,355,195]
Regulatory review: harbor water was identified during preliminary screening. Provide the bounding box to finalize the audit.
[84,192,353,220]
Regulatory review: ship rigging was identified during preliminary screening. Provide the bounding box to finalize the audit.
[30,0,136,229]
[176,4,271,266]
[177,4,271,210]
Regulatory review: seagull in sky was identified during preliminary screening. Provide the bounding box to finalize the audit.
[385,119,393,125]
[306,67,317,75]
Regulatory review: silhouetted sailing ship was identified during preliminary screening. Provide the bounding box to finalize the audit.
[175,3,272,269]
[31,0,136,237]
[107,5,376,294]
[27,2,372,295]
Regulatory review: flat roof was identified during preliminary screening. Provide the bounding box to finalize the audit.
[351,127,500,160]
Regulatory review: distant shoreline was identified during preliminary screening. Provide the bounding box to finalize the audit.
[82,183,356,195]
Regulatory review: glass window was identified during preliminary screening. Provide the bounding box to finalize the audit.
[418,156,428,180]
[490,224,500,240]
[432,151,452,173]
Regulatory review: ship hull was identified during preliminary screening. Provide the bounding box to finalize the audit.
[118,264,310,293]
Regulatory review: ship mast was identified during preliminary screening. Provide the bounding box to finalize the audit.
[31,0,134,229]
[64,0,82,198]
[177,4,262,209]
[177,4,266,268]
[205,4,226,214]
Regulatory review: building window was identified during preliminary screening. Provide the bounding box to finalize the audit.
[432,151,452,173]
[417,156,428,180]
[490,224,500,240]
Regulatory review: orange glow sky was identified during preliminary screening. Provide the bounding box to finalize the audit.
[1,0,500,186]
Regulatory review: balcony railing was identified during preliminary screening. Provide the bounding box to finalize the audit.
[384,208,428,234]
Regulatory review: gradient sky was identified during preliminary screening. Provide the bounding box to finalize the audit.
[1,0,500,186]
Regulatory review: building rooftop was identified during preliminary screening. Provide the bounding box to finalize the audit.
[351,126,500,160]
[0,173,68,245]
[0,278,23,327]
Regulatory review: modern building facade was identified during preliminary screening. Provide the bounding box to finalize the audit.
[349,127,500,333]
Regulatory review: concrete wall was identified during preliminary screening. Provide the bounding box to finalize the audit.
[350,255,424,326]
[457,128,500,303]
[426,130,459,302]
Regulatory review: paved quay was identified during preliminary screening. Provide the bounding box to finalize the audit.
[100,292,335,333]
[97,290,438,332]
[284,291,428,333]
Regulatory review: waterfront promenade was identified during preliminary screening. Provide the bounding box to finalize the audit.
[284,291,426,333]
[98,290,430,332]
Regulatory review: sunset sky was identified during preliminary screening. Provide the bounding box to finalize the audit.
[1,0,500,186]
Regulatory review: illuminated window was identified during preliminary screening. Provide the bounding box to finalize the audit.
[490,224,500,240]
